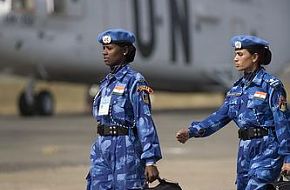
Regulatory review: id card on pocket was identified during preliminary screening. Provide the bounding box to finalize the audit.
[98,96,111,116]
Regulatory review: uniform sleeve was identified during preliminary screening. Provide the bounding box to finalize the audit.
[130,79,162,164]
[269,84,290,163]
[188,98,232,138]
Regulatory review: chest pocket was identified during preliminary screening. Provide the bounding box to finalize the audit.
[111,95,127,113]
[228,97,240,118]
[247,97,269,111]
[247,97,270,124]
[110,93,134,125]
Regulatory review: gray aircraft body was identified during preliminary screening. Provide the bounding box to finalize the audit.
[0,0,290,116]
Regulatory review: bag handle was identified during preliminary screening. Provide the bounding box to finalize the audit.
[157,176,166,183]
[144,176,180,189]
[278,171,290,182]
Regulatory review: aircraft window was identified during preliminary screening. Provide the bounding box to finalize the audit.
[49,0,82,17]
[11,0,35,13]
[53,0,65,14]
[7,0,82,17]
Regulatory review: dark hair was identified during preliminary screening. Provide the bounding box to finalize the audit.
[116,42,136,63]
[246,45,272,65]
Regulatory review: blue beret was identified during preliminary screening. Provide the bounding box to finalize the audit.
[97,29,135,44]
[231,35,269,49]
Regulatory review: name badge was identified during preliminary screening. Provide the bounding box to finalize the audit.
[98,96,111,116]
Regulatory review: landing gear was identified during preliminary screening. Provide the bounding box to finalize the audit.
[35,90,54,116]
[19,92,35,116]
[18,78,54,116]
[18,90,54,116]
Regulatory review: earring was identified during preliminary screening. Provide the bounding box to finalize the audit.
[123,53,126,55]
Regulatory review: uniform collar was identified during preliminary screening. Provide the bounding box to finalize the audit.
[105,64,129,82]
[250,67,265,86]
[238,67,265,87]
[114,64,130,81]
[98,64,130,85]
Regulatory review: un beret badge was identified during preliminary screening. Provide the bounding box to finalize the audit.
[102,35,111,44]
[235,41,242,49]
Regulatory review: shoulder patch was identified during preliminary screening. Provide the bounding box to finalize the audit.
[278,95,288,112]
[142,93,150,104]
[137,85,154,94]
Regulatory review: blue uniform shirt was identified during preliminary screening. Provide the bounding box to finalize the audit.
[93,64,162,162]
[188,68,290,162]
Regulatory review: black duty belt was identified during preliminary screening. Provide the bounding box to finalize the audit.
[97,124,136,136]
[238,127,270,140]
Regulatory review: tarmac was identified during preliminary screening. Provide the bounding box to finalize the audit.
[0,109,238,190]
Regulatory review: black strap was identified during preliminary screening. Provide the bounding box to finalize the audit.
[238,127,270,140]
[97,124,136,136]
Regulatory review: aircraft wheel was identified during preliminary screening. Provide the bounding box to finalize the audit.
[18,91,35,116]
[36,90,54,116]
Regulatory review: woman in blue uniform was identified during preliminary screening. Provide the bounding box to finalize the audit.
[86,29,162,190]
[176,35,290,189]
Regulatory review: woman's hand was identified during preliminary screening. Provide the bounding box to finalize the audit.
[282,163,290,176]
[176,128,190,144]
[145,165,159,183]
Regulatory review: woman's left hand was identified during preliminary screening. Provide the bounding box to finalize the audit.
[176,128,190,144]
[281,163,290,176]
[145,165,159,183]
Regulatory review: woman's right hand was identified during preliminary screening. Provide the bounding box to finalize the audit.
[145,165,159,183]
[176,128,190,144]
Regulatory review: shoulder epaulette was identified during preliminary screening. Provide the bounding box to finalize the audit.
[263,73,283,89]
[135,73,145,81]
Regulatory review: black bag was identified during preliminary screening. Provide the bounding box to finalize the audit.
[266,176,290,190]
[144,178,182,190]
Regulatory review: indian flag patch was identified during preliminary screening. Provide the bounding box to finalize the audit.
[113,85,125,95]
[253,91,267,100]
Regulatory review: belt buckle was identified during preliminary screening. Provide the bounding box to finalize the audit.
[109,126,118,136]
[248,127,255,138]
[254,128,261,137]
